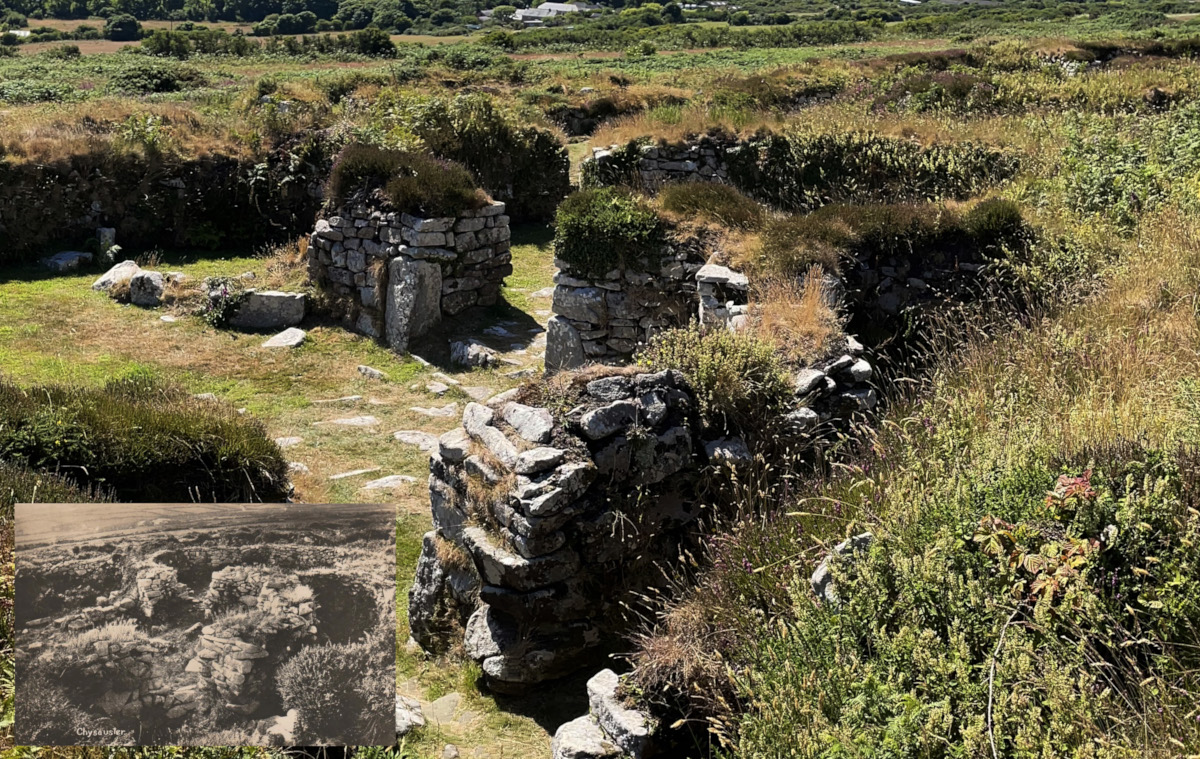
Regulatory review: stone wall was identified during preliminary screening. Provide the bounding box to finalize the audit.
[546,238,707,371]
[408,347,876,692]
[307,194,512,353]
[190,566,318,714]
[583,136,737,192]
[135,562,185,618]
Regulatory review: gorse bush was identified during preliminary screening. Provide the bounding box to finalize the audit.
[638,326,794,437]
[554,187,666,277]
[106,60,207,95]
[657,181,765,230]
[326,143,488,217]
[0,375,289,502]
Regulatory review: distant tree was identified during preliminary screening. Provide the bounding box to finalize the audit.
[491,3,515,21]
[429,6,454,22]
[104,12,142,38]
[662,1,681,21]
[729,8,749,24]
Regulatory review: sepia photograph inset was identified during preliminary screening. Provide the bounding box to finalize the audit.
[14,503,396,747]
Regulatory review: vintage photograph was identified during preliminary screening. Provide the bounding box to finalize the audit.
[14,502,395,747]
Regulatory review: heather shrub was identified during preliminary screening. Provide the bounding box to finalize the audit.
[0,375,289,502]
[107,59,207,95]
[326,143,488,217]
[554,187,666,277]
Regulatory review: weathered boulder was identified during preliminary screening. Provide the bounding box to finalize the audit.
[395,695,426,736]
[462,527,580,592]
[92,260,140,292]
[228,290,307,331]
[129,271,166,307]
[551,715,620,759]
[450,340,498,368]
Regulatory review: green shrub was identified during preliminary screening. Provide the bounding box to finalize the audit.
[0,375,289,502]
[554,187,667,277]
[276,640,393,745]
[732,444,1200,756]
[0,80,70,104]
[326,143,488,217]
[107,59,207,95]
[104,13,142,41]
[638,326,794,436]
[658,181,765,230]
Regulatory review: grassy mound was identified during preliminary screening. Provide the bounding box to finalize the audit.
[0,375,289,503]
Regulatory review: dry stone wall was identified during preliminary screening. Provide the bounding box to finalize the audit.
[546,240,707,371]
[307,195,512,353]
[408,345,876,692]
[583,136,737,192]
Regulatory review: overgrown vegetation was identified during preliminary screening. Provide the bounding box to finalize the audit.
[326,142,487,216]
[0,374,289,502]
[553,187,666,277]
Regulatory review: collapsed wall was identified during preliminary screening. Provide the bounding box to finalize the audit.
[307,192,512,352]
[409,335,876,692]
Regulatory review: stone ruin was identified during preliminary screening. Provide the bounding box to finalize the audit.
[307,193,513,353]
[583,135,737,192]
[409,340,876,693]
[546,233,709,371]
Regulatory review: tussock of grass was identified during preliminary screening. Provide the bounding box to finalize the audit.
[749,270,843,366]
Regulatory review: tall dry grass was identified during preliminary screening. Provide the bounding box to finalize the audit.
[749,269,843,365]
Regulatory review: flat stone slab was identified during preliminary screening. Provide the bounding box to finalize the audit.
[362,474,418,490]
[229,290,307,331]
[313,415,380,427]
[274,436,303,448]
[358,365,387,380]
[695,263,749,290]
[411,403,459,418]
[313,395,362,404]
[42,250,93,273]
[329,467,381,480]
[261,327,306,349]
[394,430,439,451]
[552,715,620,759]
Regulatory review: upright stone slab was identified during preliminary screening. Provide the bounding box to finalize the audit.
[386,258,442,353]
